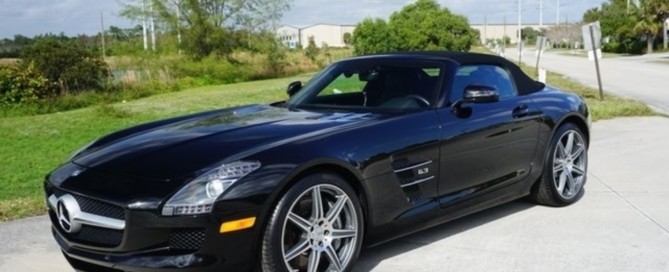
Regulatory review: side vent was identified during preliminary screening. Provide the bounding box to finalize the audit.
[391,159,435,202]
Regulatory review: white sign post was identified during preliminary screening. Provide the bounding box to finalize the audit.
[538,68,547,84]
[582,21,604,100]
[535,36,547,76]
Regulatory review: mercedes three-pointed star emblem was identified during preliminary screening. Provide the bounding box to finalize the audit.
[56,194,82,233]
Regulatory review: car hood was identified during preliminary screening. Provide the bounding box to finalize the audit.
[73,104,376,180]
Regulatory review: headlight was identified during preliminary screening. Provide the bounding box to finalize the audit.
[161,161,261,216]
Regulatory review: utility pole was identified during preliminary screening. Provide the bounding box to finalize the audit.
[556,0,560,25]
[504,16,507,48]
[100,11,106,58]
[150,2,156,51]
[518,0,522,65]
[484,14,488,43]
[539,0,543,27]
[142,0,148,50]
[176,1,182,54]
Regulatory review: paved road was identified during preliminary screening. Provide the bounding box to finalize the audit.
[509,49,669,114]
[2,116,669,271]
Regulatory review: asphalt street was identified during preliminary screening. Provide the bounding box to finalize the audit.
[508,48,669,114]
[1,116,669,272]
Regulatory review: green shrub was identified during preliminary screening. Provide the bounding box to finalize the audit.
[0,64,57,105]
[169,56,250,85]
[20,38,110,93]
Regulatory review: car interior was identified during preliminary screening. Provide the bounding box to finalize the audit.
[304,65,442,110]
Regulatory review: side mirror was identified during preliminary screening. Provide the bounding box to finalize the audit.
[451,85,499,117]
[462,85,500,104]
[287,81,302,97]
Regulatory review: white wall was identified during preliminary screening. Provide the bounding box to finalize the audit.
[472,24,552,44]
[276,24,355,49]
[278,23,554,48]
[276,25,300,49]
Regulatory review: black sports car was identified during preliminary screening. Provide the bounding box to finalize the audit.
[45,52,590,272]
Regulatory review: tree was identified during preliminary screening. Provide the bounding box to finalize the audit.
[352,0,476,55]
[387,0,476,51]
[582,0,668,54]
[545,24,583,49]
[343,32,352,46]
[20,39,109,94]
[638,0,669,53]
[352,18,393,55]
[304,36,319,61]
[646,0,669,23]
[121,0,292,59]
[521,27,542,45]
[633,17,660,53]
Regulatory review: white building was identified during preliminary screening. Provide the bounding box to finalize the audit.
[471,24,554,44]
[276,24,356,49]
[277,23,556,49]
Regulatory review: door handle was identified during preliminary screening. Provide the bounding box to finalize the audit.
[512,104,530,118]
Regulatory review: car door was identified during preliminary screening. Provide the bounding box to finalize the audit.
[436,64,541,207]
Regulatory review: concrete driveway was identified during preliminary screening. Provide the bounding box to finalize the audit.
[508,49,669,114]
[1,116,668,271]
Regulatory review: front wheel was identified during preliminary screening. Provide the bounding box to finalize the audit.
[261,173,364,272]
[531,123,588,206]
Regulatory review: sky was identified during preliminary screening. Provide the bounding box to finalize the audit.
[0,0,609,39]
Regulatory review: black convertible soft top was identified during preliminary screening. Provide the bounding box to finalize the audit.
[358,51,546,95]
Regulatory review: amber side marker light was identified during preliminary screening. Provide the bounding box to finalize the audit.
[220,217,256,233]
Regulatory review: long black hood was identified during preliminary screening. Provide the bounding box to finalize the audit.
[73,105,377,181]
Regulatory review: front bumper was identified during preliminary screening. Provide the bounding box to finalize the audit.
[47,187,264,272]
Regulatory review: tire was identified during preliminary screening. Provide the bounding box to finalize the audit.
[260,173,364,272]
[531,123,588,207]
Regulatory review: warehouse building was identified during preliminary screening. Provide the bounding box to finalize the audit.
[276,24,355,49]
[277,23,552,48]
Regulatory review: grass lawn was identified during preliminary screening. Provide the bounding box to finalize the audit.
[0,49,656,221]
[0,74,311,221]
[518,65,655,121]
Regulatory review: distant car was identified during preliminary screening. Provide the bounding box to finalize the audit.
[45,52,590,272]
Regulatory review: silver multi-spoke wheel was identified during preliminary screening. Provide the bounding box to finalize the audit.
[281,184,359,272]
[552,130,587,199]
[531,123,589,206]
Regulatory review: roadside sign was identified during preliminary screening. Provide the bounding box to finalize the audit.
[535,36,547,57]
[582,21,604,100]
[582,21,602,51]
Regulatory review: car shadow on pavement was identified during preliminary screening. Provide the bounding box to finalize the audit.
[353,199,536,271]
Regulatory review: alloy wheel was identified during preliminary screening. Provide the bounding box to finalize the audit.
[552,130,587,199]
[281,184,358,272]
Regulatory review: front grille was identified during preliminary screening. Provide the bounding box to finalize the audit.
[169,228,205,251]
[52,188,125,220]
[75,194,125,220]
[49,211,124,247]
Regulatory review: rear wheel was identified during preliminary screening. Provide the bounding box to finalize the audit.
[261,173,364,272]
[531,123,588,206]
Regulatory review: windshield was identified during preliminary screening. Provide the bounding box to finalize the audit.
[287,59,445,112]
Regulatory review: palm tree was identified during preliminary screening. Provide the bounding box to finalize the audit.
[645,0,669,49]
[633,18,660,53]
